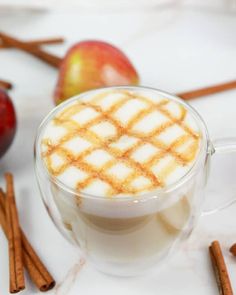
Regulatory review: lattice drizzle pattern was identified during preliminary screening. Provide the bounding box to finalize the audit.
[42,90,200,197]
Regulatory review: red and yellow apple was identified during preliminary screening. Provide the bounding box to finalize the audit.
[54,40,139,105]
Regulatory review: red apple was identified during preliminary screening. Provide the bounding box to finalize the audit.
[0,89,16,158]
[54,40,139,105]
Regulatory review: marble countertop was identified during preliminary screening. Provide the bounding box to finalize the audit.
[1,5,236,294]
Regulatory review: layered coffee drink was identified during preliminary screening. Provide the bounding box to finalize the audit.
[39,88,202,275]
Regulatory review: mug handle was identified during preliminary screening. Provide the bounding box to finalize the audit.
[202,137,236,216]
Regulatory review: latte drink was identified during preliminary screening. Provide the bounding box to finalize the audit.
[39,88,202,275]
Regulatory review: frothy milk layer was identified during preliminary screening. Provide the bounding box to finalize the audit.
[41,88,201,197]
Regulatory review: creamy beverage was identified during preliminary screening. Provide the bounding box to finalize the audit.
[39,88,202,274]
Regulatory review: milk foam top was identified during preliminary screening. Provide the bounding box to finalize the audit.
[40,88,201,198]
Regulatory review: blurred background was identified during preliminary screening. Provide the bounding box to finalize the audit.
[0,0,236,11]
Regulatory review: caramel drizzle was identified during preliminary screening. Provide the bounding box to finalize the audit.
[42,90,200,196]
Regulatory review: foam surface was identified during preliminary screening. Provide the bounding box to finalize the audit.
[41,89,201,197]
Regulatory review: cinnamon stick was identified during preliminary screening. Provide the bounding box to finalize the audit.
[0,79,13,90]
[209,241,233,295]
[0,37,64,49]
[5,173,25,293]
[177,80,236,100]
[0,32,62,68]
[0,188,55,292]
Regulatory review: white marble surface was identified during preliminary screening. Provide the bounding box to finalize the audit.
[0,5,236,294]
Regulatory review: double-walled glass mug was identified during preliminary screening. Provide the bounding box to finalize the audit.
[34,86,235,277]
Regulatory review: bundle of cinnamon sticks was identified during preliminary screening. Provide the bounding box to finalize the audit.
[0,173,55,293]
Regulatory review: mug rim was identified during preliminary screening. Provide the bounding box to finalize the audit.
[34,85,210,201]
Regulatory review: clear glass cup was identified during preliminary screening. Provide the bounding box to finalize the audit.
[34,86,234,276]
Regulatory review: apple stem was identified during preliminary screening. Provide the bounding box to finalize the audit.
[0,80,13,90]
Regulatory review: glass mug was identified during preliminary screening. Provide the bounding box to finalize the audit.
[34,86,234,276]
